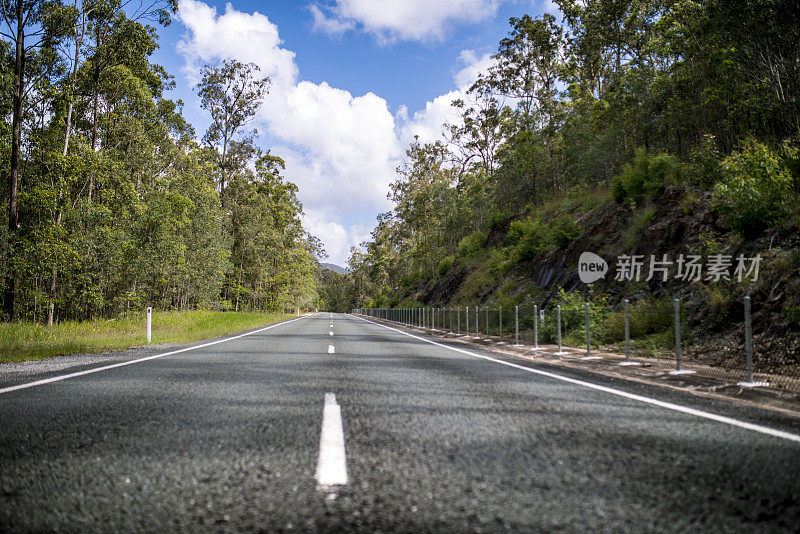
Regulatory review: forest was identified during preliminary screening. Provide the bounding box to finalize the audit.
[321,0,800,318]
[1,0,322,324]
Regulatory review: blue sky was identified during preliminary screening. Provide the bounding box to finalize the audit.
[153,0,559,264]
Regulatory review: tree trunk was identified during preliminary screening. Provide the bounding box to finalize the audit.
[4,0,25,321]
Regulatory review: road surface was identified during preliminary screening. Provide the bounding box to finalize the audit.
[1,313,799,532]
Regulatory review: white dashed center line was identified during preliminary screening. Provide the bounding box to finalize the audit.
[315,393,348,489]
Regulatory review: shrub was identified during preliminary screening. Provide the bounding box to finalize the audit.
[552,215,581,249]
[437,255,454,276]
[613,148,683,206]
[713,140,797,237]
[456,231,487,259]
[688,134,723,188]
[601,298,672,343]
[506,217,552,263]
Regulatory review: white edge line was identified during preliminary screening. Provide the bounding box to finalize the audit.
[0,315,309,395]
[353,315,800,444]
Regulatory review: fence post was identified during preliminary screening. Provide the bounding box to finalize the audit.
[585,302,591,356]
[475,305,479,338]
[669,298,694,374]
[556,305,562,354]
[146,306,152,344]
[675,298,681,369]
[465,306,469,336]
[514,305,519,346]
[736,296,767,387]
[499,306,503,342]
[745,296,753,383]
[625,299,631,363]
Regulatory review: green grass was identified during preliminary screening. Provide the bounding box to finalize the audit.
[0,310,293,363]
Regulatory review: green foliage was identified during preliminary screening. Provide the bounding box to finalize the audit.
[0,311,291,363]
[538,288,608,347]
[505,217,551,263]
[622,206,656,249]
[713,140,797,237]
[782,305,800,329]
[0,6,319,324]
[600,299,673,344]
[437,255,455,276]
[552,215,581,249]
[456,231,487,259]
[612,149,683,206]
[688,135,723,188]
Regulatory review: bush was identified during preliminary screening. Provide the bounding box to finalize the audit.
[600,298,672,343]
[613,148,683,206]
[688,134,723,188]
[552,215,581,249]
[437,255,454,276]
[456,231,487,259]
[505,217,551,263]
[536,289,607,343]
[713,140,797,237]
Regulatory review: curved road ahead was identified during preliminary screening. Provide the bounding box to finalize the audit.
[1,313,799,532]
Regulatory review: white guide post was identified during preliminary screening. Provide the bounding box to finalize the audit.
[146,307,152,344]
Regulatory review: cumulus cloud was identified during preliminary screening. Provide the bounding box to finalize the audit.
[310,0,501,42]
[176,1,503,264]
[398,49,495,147]
[176,0,298,86]
[309,4,354,36]
[454,49,494,91]
[176,0,399,265]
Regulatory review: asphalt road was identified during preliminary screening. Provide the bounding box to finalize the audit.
[1,313,799,532]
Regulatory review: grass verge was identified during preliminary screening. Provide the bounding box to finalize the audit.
[0,310,294,364]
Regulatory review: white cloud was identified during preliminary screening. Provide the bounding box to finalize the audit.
[311,0,501,42]
[454,49,494,91]
[539,0,562,16]
[302,210,371,265]
[309,4,354,36]
[176,0,399,264]
[176,0,298,87]
[398,49,495,147]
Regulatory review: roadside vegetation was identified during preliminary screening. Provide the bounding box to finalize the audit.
[0,311,293,363]
[319,1,800,368]
[0,2,322,327]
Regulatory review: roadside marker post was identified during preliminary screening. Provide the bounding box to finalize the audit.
[514,306,520,346]
[618,299,640,366]
[670,298,695,375]
[586,303,591,356]
[499,306,503,342]
[532,305,539,350]
[738,296,767,387]
[556,305,564,355]
[475,306,479,339]
[146,307,152,344]
[745,296,753,382]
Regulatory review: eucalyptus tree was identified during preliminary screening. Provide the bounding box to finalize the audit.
[196,59,270,206]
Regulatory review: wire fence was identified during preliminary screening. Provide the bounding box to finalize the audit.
[353,297,800,393]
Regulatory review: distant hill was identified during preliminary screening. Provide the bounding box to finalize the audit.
[320,263,348,274]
